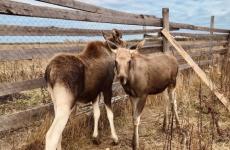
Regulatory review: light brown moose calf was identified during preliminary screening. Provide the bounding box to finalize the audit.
[108,40,180,150]
[44,29,126,150]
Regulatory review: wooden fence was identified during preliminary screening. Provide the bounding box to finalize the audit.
[0,0,229,132]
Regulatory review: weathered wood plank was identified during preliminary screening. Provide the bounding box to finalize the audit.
[0,103,53,132]
[0,58,214,132]
[177,40,228,50]
[37,0,157,20]
[0,78,45,97]
[208,16,215,65]
[0,1,229,33]
[210,16,215,35]
[171,32,228,40]
[0,40,226,61]
[0,78,121,99]
[139,40,227,53]
[162,8,169,52]
[0,56,215,97]
[0,58,212,133]
[0,25,162,36]
[223,34,230,69]
[162,29,230,112]
[176,48,227,63]
[0,0,161,26]
[179,60,212,70]
[227,35,230,57]
[0,43,164,61]
[0,95,128,132]
[0,45,84,61]
[170,22,230,33]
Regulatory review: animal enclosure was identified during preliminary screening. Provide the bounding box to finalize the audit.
[0,0,230,149]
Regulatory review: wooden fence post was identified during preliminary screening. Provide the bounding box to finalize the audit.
[210,16,214,35]
[209,16,214,66]
[162,8,169,52]
[225,34,230,65]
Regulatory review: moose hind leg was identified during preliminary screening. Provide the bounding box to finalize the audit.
[45,85,73,150]
[163,89,170,132]
[48,86,62,150]
[92,96,101,145]
[168,85,180,128]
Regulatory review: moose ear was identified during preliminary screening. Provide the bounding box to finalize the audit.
[102,31,108,40]
[128,39,145,50]
[130,49,138,56]
[136,39,145,49]
[128,44,138,50]
[105,40,118,52]
[112,29,122,39]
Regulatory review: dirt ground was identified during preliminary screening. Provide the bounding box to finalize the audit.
[1,102,229,150]
[0,106,177,150]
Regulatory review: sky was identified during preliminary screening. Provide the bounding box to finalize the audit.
[0,0,229,43]
[79,0,230,28]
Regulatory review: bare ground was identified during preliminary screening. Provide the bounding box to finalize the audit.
[1,100,229,150]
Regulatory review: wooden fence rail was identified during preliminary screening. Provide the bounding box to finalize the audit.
[1,0,229,33]
[0,45,83,61]
[0,59,213,132]
[0,0,161,26]
[37,0,230,33]
[37,0,158,20]
[0,61,213,98]
[0,95,128,132]
[0,25,170,36]
[0,38,227,61]
[171,32,229,40]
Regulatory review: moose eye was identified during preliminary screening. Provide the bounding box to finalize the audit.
[115,60,118,67]
[128,60,131,68]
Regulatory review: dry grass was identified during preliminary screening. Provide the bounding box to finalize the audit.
[1,64,229,150]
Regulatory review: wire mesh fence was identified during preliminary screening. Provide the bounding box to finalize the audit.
[0,0,229,149]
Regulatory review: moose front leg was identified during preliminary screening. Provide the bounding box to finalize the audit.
[130,95,147,150]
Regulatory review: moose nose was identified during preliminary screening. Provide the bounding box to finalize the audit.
[119,76,127,85]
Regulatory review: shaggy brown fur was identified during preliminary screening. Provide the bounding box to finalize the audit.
[44,29,126,149]
[120,52,178,96]
[45,30,126,107]
[112,42,179,150]
[45,41,114,107]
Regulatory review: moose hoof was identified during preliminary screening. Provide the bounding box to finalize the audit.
[92,137,101,145]
[111,136,119,146]
[162,126,167,133]
[111,140,119,146]
[132,144,139,150]
[132,140,139,150]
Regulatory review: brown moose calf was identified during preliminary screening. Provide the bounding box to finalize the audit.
[108,40,180,150]
[45,29,126,150]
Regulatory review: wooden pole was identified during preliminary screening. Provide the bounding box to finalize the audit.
[209,16,214,66]
[161,29,230,112]
[224,34,230,66]
[162,8,169,52]
[210,16,214,34]
[143,26,146,38]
